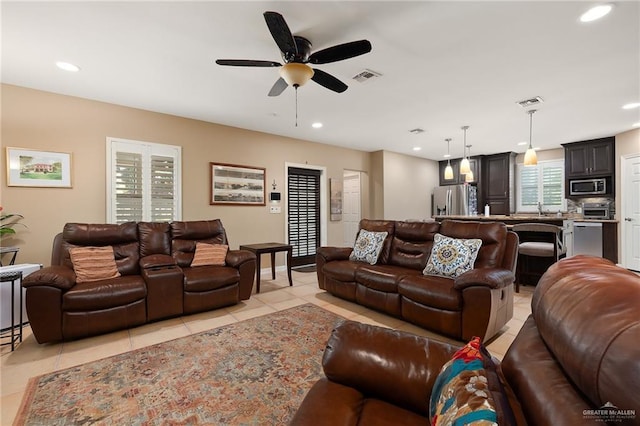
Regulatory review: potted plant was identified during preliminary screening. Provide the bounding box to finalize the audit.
[0,207,25,237]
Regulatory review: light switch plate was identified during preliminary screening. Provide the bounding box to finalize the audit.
[269,206,281,214]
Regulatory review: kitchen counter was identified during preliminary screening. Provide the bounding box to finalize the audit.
[433,214,618,223]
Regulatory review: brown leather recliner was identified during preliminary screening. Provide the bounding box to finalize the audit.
[292,255,640,425]
[22,219,256,343]
[317,219,518,341]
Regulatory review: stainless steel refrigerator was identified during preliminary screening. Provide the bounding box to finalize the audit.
[432,185,476,216]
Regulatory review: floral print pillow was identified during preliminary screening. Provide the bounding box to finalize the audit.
[424,233,482,278]
[349,230,388,265]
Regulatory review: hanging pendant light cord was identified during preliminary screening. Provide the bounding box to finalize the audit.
[529,110,533,149]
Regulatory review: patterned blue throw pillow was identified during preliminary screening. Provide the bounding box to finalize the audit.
[349,230,388,265]
[423,233,482,278]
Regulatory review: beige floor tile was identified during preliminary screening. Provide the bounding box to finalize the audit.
[183,310,238,334]
[129,319,191,350]
[486,330,515,356]
[224,296,267,313]
[57,330,131,370]
[350,310,405,329]
[229,305,277,322]
[254,288,298,304]
[1,390,24,426]
[267,297,309,311]
[285,283,323,297]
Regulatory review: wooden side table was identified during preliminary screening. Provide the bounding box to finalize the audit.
[239,243,293,293]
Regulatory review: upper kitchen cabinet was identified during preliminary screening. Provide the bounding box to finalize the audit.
[562,137,615,178]
[483,152,516,215]
[438,156,482,186]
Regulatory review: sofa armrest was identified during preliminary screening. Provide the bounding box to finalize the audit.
[322,321,460,417]
[317,246,353,262]
[225,249,255,268]
[22,265,76,291]
[139,254,176,269]
[453,268,515,290]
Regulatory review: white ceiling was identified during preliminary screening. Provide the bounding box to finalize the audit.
[2,1,639,161]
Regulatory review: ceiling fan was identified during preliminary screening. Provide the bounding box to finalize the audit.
[216,11,372,96]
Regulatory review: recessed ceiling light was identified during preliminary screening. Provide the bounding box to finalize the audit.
[56,61,80,72]
[412,147,422,151]
[517,141,528,146]
[622,102,640,110]
[311,122,323,129]
[633,122,640,128]
[580,4,613,22]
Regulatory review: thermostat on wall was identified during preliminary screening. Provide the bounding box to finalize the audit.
[270,192,281,201]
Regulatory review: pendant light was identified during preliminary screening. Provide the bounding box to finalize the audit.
[524,109,538,166]
[464,145,474,182]
[444,138,453,180]
[459,126,471,174]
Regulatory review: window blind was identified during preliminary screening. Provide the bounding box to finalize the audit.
[517,160,565,212]
[288,167,321,266]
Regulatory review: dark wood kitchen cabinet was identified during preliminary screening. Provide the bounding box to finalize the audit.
[563,137,615,178]
[438,156,481,186]
[482,152,515,215]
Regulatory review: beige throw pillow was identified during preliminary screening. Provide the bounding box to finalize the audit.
[69,246,121,283]
[191,242,228,267]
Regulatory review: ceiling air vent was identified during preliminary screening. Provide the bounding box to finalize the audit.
[409,128,425,134]
[352,69,382,83]
[517,96,544,108]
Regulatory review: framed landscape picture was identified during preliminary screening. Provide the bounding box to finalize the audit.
[210,162,266,205]
[6,147,72,188]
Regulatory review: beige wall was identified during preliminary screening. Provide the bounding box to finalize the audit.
[381,151,439,220]
[1,84,372,266]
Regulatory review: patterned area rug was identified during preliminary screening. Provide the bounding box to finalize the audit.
[15,304,344,425]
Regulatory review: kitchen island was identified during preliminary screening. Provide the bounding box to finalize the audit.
[433,214,618,263]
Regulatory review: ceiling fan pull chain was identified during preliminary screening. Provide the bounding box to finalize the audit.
[295,86,298,127]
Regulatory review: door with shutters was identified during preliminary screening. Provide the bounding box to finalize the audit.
[287,166,321,267]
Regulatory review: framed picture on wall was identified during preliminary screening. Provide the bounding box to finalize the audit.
[6,147,73,188]
[210,162,266,205]
[330,178,343,221]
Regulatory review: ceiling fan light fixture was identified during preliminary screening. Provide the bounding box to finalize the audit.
[279,63,314,87]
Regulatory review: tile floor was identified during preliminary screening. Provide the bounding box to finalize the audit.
[0,270,533,424]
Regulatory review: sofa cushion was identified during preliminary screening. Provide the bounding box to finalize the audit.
[191,242,228,267]
[183,266,239,292]
[423,233,481,278]
[323,260,361,282]
[62,275,146,311]
[430,337,514,425]
[389,221,440,270]
[350,230,388,265]
[439,220,506,269]
[69,246,121,283]
[398,275,462,311]
[356,264,422,293]
[358,219,395,264]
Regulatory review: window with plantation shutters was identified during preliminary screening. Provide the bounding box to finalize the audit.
[516,160,565,213]
[107,138,181,224]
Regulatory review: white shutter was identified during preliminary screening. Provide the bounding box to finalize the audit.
[107,138,181,223]
[115,151,144,222]
[516,160,565,212]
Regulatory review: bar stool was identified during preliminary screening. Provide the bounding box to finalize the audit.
[512,223,565,292]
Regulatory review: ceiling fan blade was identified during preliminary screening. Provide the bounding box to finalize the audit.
[268,77,288,97]
[309,40,372,64]
[216,59,281,67]
[264,11,297,56]
[311,68,348,93]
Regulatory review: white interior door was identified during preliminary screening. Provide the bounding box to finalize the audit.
[343,171,361,247]
[622,154,640,271]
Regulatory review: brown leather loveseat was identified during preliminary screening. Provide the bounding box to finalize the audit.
[22,219,256,343]
[317,219,518,341]
[292,255,640,425]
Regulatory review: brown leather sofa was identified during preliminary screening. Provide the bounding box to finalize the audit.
[22,219,256,343]
[292,255,640,425]
[317,219,518,341]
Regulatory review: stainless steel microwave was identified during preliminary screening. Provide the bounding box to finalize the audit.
[569,178,606,196]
